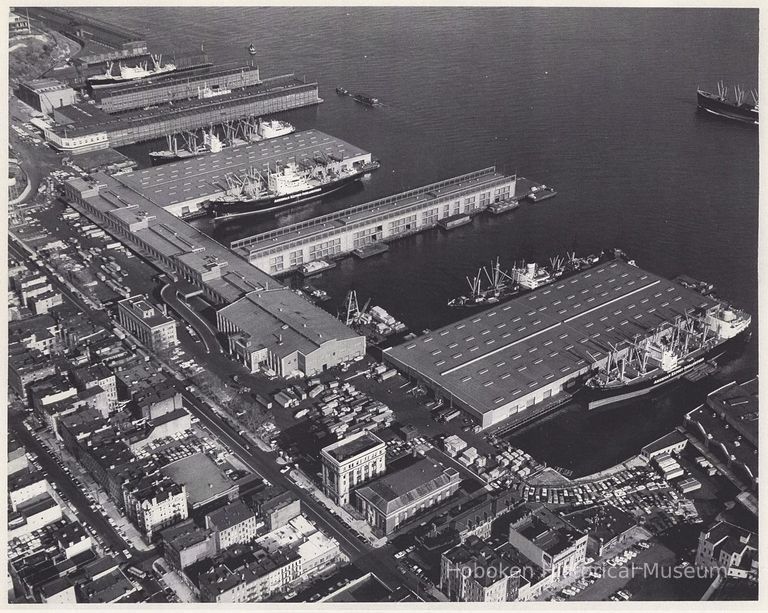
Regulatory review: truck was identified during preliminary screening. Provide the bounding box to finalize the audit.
[443,409,461,422]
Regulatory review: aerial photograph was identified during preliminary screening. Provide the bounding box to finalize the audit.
[5,4,759,605]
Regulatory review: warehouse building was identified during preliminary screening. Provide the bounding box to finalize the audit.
[233,168,517,274]
[63,169,365,378]
[93,64,263,113]
[384,259,716,430]
[44,75,321,152]
[114,129,371,217]
[16,79,76,115]
[217,288,365,378]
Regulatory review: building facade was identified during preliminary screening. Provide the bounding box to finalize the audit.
[117,295,177,350]
[320,432,386,507]
[355,459,461,535]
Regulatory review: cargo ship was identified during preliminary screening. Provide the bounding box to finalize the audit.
[149,118,294,166]
[88,54,177,89]
[206,158,381,220]
[447,252,605,308]
[582,301,751,410]
[697,82,758,125]
[149,129,224,165]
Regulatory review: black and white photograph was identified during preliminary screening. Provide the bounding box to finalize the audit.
[4,2,760,606]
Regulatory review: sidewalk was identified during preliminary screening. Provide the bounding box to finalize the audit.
[288,468,387,548]
[38,429,153,552]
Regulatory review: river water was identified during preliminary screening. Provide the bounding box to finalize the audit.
[91,6,758,476]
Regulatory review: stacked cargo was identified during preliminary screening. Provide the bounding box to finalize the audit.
[677,477,701,493]
[654,453,684,481]
[443,435,467,457]
[459,446,478,466]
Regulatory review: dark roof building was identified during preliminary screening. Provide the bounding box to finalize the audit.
[355,458,461,535]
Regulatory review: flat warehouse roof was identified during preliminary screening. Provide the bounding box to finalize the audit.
[115,129,369,208]
[385,259,715,416]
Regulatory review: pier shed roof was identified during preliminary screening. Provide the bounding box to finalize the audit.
[385,259,715,419]
[114,129,370,209]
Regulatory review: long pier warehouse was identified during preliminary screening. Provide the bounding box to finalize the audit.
[43,74,322,152]
[63,168,366,378]
[91,129,372,217]
[232,168,518,274]
[383,259,716,430]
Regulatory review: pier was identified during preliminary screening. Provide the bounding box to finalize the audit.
[44,75,321,152]
[232,168,539,275]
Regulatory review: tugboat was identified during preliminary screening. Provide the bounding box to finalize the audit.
[335,86,350,96]
[248,43,257,56]
[697,81,758,125]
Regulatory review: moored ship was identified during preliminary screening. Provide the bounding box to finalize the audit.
[583,301,751,410]
[206,158,381,220]
[88,54,177,89]
[697,81,758,125]
[148,118,294,166]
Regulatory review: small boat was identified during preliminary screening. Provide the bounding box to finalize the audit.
[299,260,336,277]
[336,86,350,96]
[248,43,257,56]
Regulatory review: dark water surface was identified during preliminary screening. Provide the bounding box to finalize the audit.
[91,7,758,475]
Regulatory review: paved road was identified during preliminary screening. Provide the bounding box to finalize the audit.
[10,214,429,600]
[10,416,132,554]
[160,282,222,354]
[179,389,423,593]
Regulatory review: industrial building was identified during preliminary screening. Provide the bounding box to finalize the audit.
[160,453,239,510]
[63,169,366,378]
[685,377,758,492]
[320,432,387,506]
[44,74,320,152]
[216,288,365,378]
[232,167,517,274]
[92,64,263,113]
[114,129,371,217]
[16,79,76,114]
[384,258,717,430]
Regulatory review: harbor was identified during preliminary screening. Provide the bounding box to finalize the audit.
[7,5,758,606]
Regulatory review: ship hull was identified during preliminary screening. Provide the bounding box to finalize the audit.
[88,67,177,89]
[149,151,204,166]
[581,331,749,410]
[208,165,378,220]
[697,91,758,125]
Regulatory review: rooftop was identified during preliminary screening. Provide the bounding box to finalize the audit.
[49,75,313,139]
[355,458,460,516]
[385,259,716,417]
[233,167,510,257]
[160,452,236,508]
[20,78,72,93]
[707,377,758,446]
[162,519,211,551]
[118,295,175,328]
[206,500,255,532]
[322,431,385,463]
[641,430,689,456]
[115,129,369,209]
[219,288,363,359]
